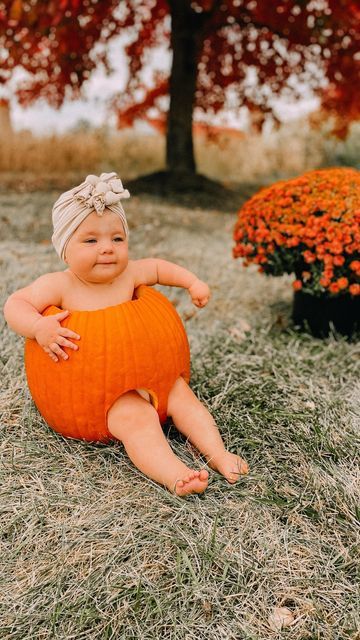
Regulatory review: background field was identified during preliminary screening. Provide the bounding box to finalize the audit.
[1,119,360,189]
[1,127,359,639]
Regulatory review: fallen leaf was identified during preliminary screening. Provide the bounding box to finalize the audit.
[202,599,212,620]
[228,319,251,342]
[268,607,295,631]
[228,327,246,342]
[238,318,251,332]
[275,314,288,328]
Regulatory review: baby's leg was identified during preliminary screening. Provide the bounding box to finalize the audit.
[167,378,249,483]
[107,391,209,496]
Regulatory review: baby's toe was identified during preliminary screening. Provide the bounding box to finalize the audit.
[174,470,209,496]
[199,469,209,481]
[226,470,238,484]
[238,458,249,474]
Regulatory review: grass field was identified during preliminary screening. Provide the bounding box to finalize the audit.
[1,178,359,638]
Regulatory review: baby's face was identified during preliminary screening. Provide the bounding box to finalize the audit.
[64,210,129,284]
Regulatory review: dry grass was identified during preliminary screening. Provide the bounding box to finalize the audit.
[2,119,358,189]
[1,189,359,639]
[0,128,164,186]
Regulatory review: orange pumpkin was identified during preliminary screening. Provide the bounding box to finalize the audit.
[25,285,190,442]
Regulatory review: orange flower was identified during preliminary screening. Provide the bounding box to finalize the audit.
[350,260,360,272]
[349,283,360,295]
[333,255,345,266]
[286,237,300,247]
[328,242,343,255]
[303,250,316,264]
[337,277,349,290]
[329,282,340,294]
[292,279,303,291]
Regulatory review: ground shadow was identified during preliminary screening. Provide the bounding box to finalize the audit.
[127,170,266,212]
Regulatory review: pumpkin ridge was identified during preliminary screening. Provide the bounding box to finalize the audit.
[149,294,180,386]
[123,296,141,394]
[140,292,190,417]
[149,292,189,375]
[131,294,160,412]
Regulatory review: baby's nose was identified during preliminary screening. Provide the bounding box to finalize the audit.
[100,240,114,252]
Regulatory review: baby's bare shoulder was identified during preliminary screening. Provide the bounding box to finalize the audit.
[9,271,66,312]
[129,258,158,287]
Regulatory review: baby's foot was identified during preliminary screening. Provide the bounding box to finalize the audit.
[208,451,249,484]
[173,469,209,496]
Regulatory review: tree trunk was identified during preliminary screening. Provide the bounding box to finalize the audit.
[167,2,204,175]
[0,98,13,140]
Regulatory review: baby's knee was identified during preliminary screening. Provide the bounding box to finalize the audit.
[107,390,158,440]
[167,376,191,413]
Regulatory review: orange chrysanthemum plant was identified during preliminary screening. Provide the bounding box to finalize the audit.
[233,168,360,336]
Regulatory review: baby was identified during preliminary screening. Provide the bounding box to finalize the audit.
[3,172,248,496]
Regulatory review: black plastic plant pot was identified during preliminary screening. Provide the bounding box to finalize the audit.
[292,290,360,338]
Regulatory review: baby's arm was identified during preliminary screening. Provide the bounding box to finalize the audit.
[132,259,210,307]
[3,273,80,363]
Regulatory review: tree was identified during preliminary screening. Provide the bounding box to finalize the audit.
[1,1,360,179]
[0,0,123,106]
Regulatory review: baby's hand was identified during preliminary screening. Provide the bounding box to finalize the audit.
[188,279,211,308]
[33,310,81,363]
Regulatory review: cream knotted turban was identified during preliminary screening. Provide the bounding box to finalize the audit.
[51,172,130,261]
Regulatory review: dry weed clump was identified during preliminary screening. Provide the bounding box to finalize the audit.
[0,119,343,187]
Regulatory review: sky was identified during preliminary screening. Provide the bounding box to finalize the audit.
[4,34,320,136]
[7,35,133,134]
[10,72,124,134]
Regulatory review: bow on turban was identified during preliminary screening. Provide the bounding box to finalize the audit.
[51,172,130,262]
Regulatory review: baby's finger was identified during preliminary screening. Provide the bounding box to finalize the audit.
[57,336,79,351]
[50,342,68,361]
[193,298,207,307]
[53,310,70,319]
[43,346,58,363]
[60,328,81,341]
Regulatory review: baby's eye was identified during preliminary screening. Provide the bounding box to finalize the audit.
[113,237,124,242]
[84,239,96,243]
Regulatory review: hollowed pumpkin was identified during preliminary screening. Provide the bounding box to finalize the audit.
[25,285,190,442]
